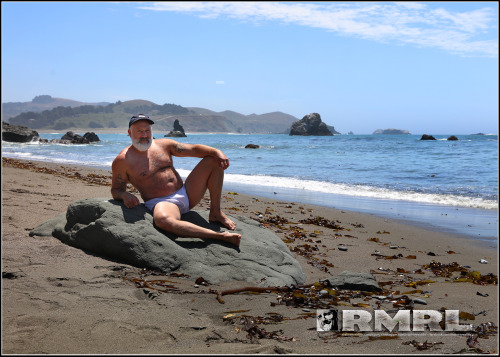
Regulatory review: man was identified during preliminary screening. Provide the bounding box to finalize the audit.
[111,114,241,247]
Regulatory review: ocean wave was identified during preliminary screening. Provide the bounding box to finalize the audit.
[3,152,113,170]
[3,152,496,210]
[176,170,498,210]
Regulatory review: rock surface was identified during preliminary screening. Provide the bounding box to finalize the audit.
[30,198,306,286]
[320,271,382,292]
[289,113,333,136]
[1,121,40,142]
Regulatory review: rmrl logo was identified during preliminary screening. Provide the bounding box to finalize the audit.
[317,309,473,332]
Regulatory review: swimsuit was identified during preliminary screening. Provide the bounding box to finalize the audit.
[144,185,190,214]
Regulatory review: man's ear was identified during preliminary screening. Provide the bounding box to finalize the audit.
[128,128,131,137]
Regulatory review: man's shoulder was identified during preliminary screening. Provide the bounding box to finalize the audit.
[112,145,132,166]
[116,145,133,158]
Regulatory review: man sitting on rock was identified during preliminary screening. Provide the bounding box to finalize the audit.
[111,114,241,247]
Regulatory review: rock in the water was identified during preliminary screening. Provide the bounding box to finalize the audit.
[83,132,100,142]
[56,131,89,144]
[289,113,333,136]
[245,144,260,149]
[320,271,381,292]
[420,134,436,140]
[30,198,306,286]
[1,121,40,142]
[48,131,100,144]
[165,119,187,137]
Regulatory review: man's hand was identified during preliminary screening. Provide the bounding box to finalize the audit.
[122,192,141,208]
[215,150,230,170]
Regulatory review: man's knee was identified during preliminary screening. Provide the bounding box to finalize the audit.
[155,213,178,231]
[153,204,181,231]
[201,156,222,170]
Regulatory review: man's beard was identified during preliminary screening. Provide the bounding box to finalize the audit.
[132,138,152,152]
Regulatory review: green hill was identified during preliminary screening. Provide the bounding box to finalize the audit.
[187,108,299,133]
[4,96,300,134]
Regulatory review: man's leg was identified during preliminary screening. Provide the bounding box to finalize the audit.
[184,156,236,230]
[153,201,241,246]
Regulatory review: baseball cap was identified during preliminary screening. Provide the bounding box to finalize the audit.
[129,114,154,128]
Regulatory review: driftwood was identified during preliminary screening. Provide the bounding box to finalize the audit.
[213,283,314,304]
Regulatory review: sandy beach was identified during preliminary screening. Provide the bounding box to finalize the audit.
[1,157,498,354]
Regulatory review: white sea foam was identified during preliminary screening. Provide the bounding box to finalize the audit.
[3,151,113,169]
[15,156,493,210]
[175,169,498,210]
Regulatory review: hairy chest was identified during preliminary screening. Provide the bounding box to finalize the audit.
[130,151,174,180]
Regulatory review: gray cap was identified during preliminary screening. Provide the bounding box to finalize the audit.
[129,114,154,128]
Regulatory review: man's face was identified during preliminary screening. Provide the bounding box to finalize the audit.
[129,121,152,152]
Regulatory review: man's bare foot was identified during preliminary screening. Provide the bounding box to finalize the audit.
[220,231,241,247]
[209,210,236,230]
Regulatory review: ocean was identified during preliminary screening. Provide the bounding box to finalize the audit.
[2,132,498,244]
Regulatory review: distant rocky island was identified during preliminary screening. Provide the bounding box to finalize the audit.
[373,128,410,135]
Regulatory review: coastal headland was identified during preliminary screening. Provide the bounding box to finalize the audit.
[1,158,498,354]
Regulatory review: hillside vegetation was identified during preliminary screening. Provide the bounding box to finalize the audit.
[4,96,298,134]
[2,95,109,119]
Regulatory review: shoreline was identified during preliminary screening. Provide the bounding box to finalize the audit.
[2,157,498,354]
[221,181,498,246]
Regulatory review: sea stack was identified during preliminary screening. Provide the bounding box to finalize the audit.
[289,113,333,136]
[164,119,187,137]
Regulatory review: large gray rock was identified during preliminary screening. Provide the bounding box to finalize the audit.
[30,198,306,286]
[289,113,333,136]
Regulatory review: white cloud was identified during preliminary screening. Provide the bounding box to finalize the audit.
[138,1,498,57]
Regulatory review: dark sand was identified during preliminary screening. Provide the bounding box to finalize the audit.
[2,158,498,354]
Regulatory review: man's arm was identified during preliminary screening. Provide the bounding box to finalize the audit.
[111,155,141,208]
[163,139,230,170]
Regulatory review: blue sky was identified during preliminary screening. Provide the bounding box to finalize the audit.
[1,1,498,134]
